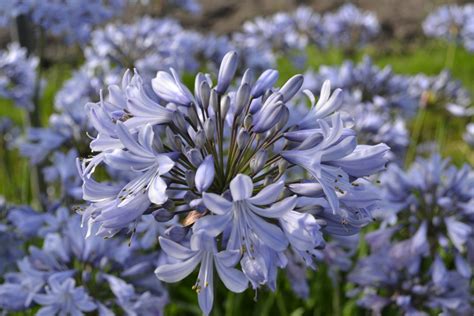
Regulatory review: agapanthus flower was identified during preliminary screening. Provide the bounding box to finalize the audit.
[43,149,83,200]
[18,17,231,165]
[423,4,474,52]
[0,42,39,110]
[233,6,326,71]
[0,199,24,274]
[0,209,168,315]
[379,154,474,261]
[301,57,416,161]
[349,219,473,314]
[350,154,474,314]
[0,0,126,45]
[409,69,473,116]
[323,3,379,48]
[80,50,389,314]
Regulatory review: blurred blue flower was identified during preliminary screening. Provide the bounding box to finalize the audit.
[33,276,97,315]
[349,153,474,314]
[0,0,126,45]
[409,70,473,116]
[423,4,474,52]
[0,43,39,110]
[323,3,379,48]
[0,209,168,315]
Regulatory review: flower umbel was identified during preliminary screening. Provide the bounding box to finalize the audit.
[81,51,389,315]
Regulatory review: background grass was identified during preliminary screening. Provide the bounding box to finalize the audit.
[1,39,473,315]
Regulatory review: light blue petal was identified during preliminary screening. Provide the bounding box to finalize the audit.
[195,155,215,193]
[155,254,202,283]
[246,212,288,251]
[249,196,296,219]
[248,181,284,205]
[193,214,232,237]
[202,193,232,215]
[215,259,248,293]
[230,174,253,201]
[158,237,195,260]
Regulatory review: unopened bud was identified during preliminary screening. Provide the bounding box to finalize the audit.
[243,114,253,130]
[200,80,211,109]
[210,89,219,113]
[250,150,268,173]
[194,130,206,148]
[235,83,250,116]
[204,117,215,139]
[153,208,174,222]
[220,95,230,117]
[237,129,249,149]
[165,225,188,242]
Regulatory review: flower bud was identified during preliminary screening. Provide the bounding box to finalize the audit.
[187,148,202,166]
[251,69,279,98]
[241,68,254,86]
[250,150,268,173]
[275,106,289,131]
[204,117,215,139]
[280,74,304,102]
[165,225,188,242]
[253,102,285,133]
[199,80,211,110]
[220,95,230,117]
[243,114,253,130]
[194,130,206,148]
[216,51,238,94]
[210,89,219,113]
[153,208,174,222]
[173,111,187,133]
[195,155,215,193]
[237,129,249,149]
[234,83,250,117]
[194,73,207,107]
[187,106,199,127]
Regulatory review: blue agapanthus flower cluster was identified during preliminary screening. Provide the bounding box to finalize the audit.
[323,3,380,48]
[233,6,326,71]
[423,4,474,52]
[409,70,473,117]
[85,17,195,80]
[79,50,390,315]
[19,16,231,167]
[301,57,416,160]
[0,205,169,315]
[0,0,126,45]
[233,4,379,71]
[349,154,474,314]
[0,42,39,110]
